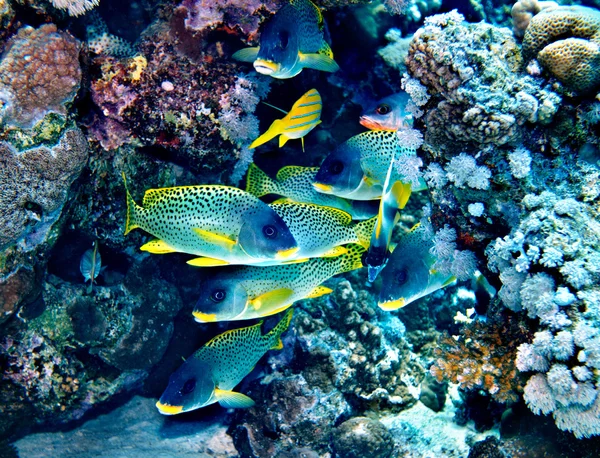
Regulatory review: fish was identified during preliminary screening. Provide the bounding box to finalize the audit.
[378,222,456,311]
[245,163,379,220]
[156,308,293,415]
[232,0,339,79]
[80,240,102,294]
[359,92,413,131]
[313,130,426,200]
[193,243,365,322]
[249,89,322,151]
[122,174,298,266]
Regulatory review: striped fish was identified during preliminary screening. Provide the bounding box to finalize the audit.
[249,88,322,151]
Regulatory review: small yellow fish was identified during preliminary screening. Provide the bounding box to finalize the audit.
[249,89,322,151]
[156,309,293,415]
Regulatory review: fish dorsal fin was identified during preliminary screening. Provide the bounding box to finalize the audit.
[276,165,315,182]
[249,119,285,149]
[140,239,177,254]
[192,228,237,250]
[214,389,255,409]
[298,52,339,73]
[320,205,353,226]
[250,288,295,313]
[321,246,348,257]
[306,285,333,298]
[187,256,230,267]
[142,188,164,207]
[232,47,260,62]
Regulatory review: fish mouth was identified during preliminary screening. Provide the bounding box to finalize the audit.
[156,401,183,415]
[359,116,382,130]
[254,59,279,75]
[378,298,406,311]
[313,182,333,193]
[192,311,218,323]
[276,246,300,260]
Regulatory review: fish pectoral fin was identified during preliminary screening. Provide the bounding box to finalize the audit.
[298,52,339,73]
[192,228,237,250]
[390,181,412,210]
[306,285,333,299]
[249,119,285,149]
[279,134,290,148]
[321,246,348,257]
[250,288,295,312]
[232,47,260,62]
[214,389,255,409]
[187,257,230,267]
[140,239,177,254]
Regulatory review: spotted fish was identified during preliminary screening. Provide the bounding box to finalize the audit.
[156,309,293,415]
[250,89,322,151]
[232,0,339,79]
[360,92,413,131]
[193,244,365,322]
[313,130,426,200]
[122,174,298,265]
[245,163,379,220]
[378,223,456,311]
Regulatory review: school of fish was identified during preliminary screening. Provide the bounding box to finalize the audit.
[115,0,463,416]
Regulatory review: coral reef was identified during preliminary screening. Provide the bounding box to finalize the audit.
[332,417,395,458]
[50,0,99,17]
[0,24,81,129]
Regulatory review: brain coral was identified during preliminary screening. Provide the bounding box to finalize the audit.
[522,5,600,94]
[0,24,81,128]
[0,127,88,250]
[406,11,560,146]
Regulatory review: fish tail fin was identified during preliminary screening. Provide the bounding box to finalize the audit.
[122,172,142,235]
[355,216,377,248]
[336,243,366,274]
[249,120,285,149]
[245,163,281,197]
[266,308,293,350]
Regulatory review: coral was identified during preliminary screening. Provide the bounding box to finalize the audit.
[507,146,532,179]
[511,0,558,37]
[50,0,99,17]
[404,11,561,147]
[0,268,39,325]
[430,313,529,403]
[0,127,88,251]
[0,24,81,129]
[445,153,491,190]
[332,417,395,458]
[522,5,600,94]
[429,223,478,281]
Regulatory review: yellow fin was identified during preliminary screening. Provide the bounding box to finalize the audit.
[442,276,457,287]
[250,288,294,312]
[298,52,339,73]
[306,285,333,299]
[249,119,285,149]
[140,239,177,254]
[192,228,236,249]
[279,134,290,148]
[187,257,230,267]
[321,246,348,257]
[232,47,260,62]
[391,181,412,210]
[214,389,255,409]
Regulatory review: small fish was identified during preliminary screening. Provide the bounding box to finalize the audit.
[193,244,365,322]
[313,130,425,200]
[250,89,322,151]
[80,240,102,294]
[156,309,293,415]
[245,163,379,220]
[232,0,339,79]
[359,92,413,131]
[378,223,456,310]
[122,174,298,266]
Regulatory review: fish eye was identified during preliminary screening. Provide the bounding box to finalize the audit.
[395,269,408,285]
[181,378,196,395]
[376,104,391,115]
[211,289,226,302]
[263,225,278,239]
[279,30,289,49]
[329,160,344,175]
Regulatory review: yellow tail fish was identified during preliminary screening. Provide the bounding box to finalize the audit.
[249,89,322,151]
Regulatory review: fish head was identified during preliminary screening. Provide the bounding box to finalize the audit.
[156,359,215,415]
[238,207,298,260]
[194,277,249,322]
[255,15,299,77]
[359,92,412,131]
[378,249,430,310]
[313,141,365,197]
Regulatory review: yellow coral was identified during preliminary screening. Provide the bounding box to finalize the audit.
[128,55,147,82]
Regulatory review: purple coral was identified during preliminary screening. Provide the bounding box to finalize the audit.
[0,24,81,128]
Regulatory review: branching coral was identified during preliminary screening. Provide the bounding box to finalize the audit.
[0,24,81,129]
[50,0,99,17]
